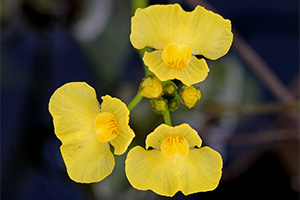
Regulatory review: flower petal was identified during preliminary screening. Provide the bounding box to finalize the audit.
[130,4,184,50]
[130,4,233,60]
[186,6,233,60]
[125,146,222,197]
[125,146,179,197]
[143,51,209,85]
[61,136,115,183]
[179,56,209,86]
[110,127,135,155]
[143,50,180,82]
[146,123,202,150]
[49,82,100,142]
[100,95,135,155]
[178,147,223,195]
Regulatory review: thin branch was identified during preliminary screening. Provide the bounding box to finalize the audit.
[227,129,299,145]
[205,101,299,116]
[232,32,295,103]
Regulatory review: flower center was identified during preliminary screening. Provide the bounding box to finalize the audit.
[162,44,192,69]
[160,136,189,157]
[95,112,119,143]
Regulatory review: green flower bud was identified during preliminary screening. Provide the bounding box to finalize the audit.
[168,98,180,112]
[150,98,167,114]
[162,81,178,97]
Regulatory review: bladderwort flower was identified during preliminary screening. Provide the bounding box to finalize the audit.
[125,123,223,197]
[49,82,135,183]
[130,4,233,86]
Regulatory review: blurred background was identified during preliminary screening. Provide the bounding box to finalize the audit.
[1,0,299,199]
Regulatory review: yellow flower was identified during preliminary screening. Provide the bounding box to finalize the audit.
[49,82,135,183]
[139,75,163,98]
[180,85,202,108]
[125,123,222,197]
[130,4,233,86]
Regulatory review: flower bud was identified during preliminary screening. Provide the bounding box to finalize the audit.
[139,76,163,99]
[162,81,178,97]
[168,98,180,112]
[180,85,202,108]
[150,98,167,114]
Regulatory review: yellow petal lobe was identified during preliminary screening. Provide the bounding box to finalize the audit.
[179,147,223,195]
[187,6,233,60]
[162,44,192,69]
[143,50,210,86]
[146,123,202,150]
[161,136,189,157]
[61,138,115,183]
[125,146,179,197]
[100,95,135,155]
[130,4,184,49]
[48,82,100,142]
[179,56,209,86]
[95,112,119,143]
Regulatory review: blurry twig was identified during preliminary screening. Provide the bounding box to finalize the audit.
[227,129,299,145]
[223,128,299,183]
[232,33,296,103]
[205,101,299,116]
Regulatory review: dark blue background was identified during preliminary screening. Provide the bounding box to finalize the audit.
[1,0,299,199]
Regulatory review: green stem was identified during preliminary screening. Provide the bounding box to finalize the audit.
[127,91,143,111]
[138,47,154,76]
[143,61,153,76]
[163,110,172,126]
[131,0,149,15]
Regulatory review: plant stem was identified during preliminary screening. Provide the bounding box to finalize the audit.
[131,0,149,15]
[127,91,143,111]
[163,110,172,126]
[137,47,154,76]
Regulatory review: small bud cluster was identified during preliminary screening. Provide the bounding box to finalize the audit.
[139,76,202,114]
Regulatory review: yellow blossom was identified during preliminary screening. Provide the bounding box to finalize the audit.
[130,4,233,85]
[49,82,135,183]
[180,85,202,108]
[139,75,163,98]
[125,123,223,197]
